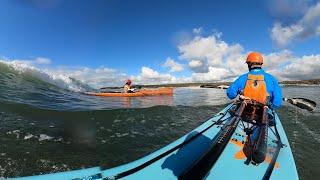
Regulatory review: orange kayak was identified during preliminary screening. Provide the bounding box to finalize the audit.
[139,87,173,95]
[86,87,173,97]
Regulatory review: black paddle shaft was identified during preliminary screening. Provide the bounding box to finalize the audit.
[179,101,247,180]
[252,106,269,164]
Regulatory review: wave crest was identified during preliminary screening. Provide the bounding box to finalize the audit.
[0,60,94,92]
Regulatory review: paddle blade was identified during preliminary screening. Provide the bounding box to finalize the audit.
[283,98,317,112]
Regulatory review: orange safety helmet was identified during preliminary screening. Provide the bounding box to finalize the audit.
[246,52,263,64]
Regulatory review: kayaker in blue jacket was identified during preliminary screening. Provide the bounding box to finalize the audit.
[227,52,282,108]
[227,52,282,165]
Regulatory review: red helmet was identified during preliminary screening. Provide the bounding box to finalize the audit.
[246,52,263,64]
[126,79,132,84]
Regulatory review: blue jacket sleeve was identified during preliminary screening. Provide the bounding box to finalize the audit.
[227,74,246,99]
[270,77,282,108]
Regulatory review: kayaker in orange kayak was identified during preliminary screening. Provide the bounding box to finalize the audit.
[124,79,135,93]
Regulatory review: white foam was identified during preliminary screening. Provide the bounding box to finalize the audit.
[39,134,54,141]
[6,130,20,139]
[24,134,35,140]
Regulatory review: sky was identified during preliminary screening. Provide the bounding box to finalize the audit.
[0,0,320,87]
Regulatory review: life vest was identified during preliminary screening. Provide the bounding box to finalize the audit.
[124,84,131,93]
[243,74,269,104]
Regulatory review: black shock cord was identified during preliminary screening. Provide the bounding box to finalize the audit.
[262,110,284,180]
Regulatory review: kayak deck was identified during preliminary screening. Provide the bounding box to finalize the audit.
[139,87,173,95]
[205,111,298,180]
[86,91,144,97]
[15,104,298,180]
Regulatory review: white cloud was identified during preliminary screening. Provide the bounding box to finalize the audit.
[271,2,320,47]
[212,29,223,39]
[263,50,293,69]
[35,57,51,65]
[191,67,231,82]
[163,57,184,72]
[133,66,180,85]
[176,31,320,82]
[3,57,52,66]
[188,60,203,68]
[179,35,228,66]
[62,30,320,84]
[193,27,203,34]
[178,33,246,79]
[224,52,247,76]
[271,23,303,47]
[188,60,208,73]
[273,55,320,80]
[52,50,320,85]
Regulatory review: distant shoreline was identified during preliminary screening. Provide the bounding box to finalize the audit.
[100,79,320,89]
[280,79,320,85]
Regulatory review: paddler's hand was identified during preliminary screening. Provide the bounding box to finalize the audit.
[239,95,251,101]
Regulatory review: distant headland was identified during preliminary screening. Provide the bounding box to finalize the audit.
[100,79,320,90]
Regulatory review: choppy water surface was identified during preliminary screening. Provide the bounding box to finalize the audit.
[0,62,319,179]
